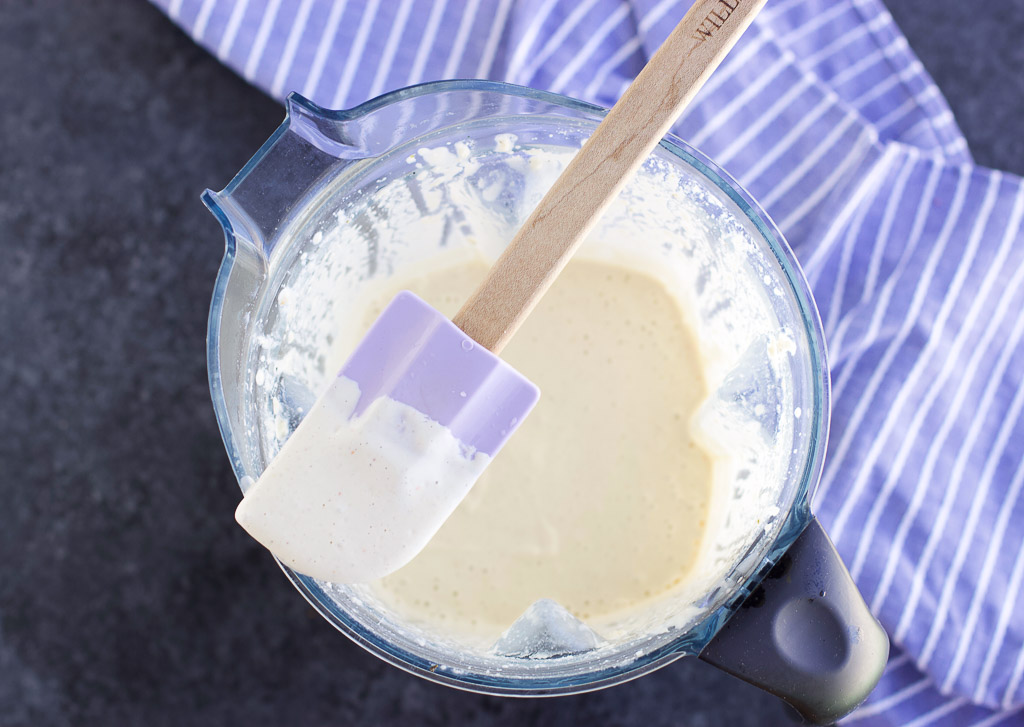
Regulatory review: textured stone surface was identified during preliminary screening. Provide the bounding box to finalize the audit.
[1,1,1021,726]
[886,0,1024,173]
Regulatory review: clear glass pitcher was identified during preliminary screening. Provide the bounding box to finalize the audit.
[203,81,888,724]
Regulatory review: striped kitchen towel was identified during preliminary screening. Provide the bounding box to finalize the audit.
[152,1,1024,724]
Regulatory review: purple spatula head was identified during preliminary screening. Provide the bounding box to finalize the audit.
[235,291,539,584]
[343,291,540,457]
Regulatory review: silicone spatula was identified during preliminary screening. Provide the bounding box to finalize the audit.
[235,0,767,584]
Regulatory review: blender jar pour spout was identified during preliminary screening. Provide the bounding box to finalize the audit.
[202,94,375,263]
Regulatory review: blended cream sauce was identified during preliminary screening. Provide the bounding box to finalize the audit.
[344,256,713,644]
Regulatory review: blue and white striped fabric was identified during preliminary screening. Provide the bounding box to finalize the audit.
[154,1,1024,724]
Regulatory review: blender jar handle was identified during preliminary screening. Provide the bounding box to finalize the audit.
[698,517,889,725]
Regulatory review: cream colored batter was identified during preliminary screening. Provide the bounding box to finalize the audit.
[347,255,713,645]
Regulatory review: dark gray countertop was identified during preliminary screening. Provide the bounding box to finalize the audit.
[2,2,1022,725]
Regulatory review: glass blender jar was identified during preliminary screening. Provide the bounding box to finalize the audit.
[203,81,888,725]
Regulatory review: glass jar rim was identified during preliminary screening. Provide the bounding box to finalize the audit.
[205,79,831,695]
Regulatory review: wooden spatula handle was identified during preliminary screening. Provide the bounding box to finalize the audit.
[453,0,768,353]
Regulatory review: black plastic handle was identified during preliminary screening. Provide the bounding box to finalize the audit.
[699,517,889,725]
